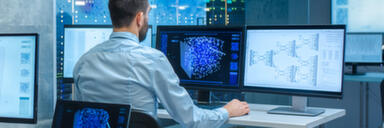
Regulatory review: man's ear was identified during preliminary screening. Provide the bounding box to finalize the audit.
[136,12,144,27]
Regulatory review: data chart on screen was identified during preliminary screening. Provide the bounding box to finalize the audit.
[244,29,345,92]
[332,0,384,32]
[0,35,36,119]
[345,34,383,63]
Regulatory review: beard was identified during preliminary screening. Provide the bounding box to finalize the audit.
[138,19,149,42]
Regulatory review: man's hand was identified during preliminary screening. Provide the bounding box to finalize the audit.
[223,99,250,117]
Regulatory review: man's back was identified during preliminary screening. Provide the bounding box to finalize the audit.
[74,32,162,116]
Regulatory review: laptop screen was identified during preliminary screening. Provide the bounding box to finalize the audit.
[52,100,131,128]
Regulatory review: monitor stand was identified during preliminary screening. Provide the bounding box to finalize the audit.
[195,90,237,107]
[268,96,324,116]
[344,64,365,75]
[196,90,224,106]
[197,90,211,104]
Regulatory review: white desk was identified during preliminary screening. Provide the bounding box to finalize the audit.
[344,72,384,128]
[158,104,346,128]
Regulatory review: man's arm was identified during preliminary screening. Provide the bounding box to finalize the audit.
[150,54,249,128]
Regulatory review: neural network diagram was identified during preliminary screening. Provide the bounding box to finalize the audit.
[247,33,320,86]
[73,108,111,128]
[180,36,226,79]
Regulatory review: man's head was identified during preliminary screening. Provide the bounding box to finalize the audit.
[109,0,150,42]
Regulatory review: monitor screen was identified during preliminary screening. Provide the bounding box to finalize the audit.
[157,26,243,89]
[345,33,383,63]
[0,34,37,123]
[64,25,152,78]
[244,26,345,97]
[52,100,131,128]
[332,0,384,32]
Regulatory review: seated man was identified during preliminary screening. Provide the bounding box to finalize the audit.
[73,0,250,127]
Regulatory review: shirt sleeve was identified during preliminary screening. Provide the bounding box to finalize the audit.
[151,54,229,128]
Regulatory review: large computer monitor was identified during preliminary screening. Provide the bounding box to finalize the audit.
[63,25,152,78]
[0,34,38,123]
[243,25,345,116]
[332,0,384,32]
[156,26,243,91]
[344,33,383,74]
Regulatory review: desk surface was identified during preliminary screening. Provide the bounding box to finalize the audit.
[344,72,384,82]
[157,104,345,128]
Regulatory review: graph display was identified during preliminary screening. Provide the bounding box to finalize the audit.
[332,0,384,32]
[64,26,152,78]
[158,27,242,87]
[0,35,36,119]
[244,29,345,92]
[345,33,383,63]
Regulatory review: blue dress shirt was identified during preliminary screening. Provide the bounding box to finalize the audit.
[73,32,229,128]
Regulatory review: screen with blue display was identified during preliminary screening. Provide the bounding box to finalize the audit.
[157,26,242,88]
[52,100,131,128]
[63,25,152,78]
[0,34,37,123]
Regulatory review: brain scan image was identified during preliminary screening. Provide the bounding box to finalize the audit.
[180,36,226,79]
[73,108,111,128]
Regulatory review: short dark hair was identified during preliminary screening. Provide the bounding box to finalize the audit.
[108,0,149,28]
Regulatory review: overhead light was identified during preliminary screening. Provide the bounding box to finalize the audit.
[178,6,188,10]
[150,5,157,9]
[75,1,85,6]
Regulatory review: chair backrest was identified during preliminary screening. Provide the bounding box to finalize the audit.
[129,109,160,128]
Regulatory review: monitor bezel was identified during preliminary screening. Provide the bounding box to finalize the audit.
[62,25,153,80]
[344,32,384,65]
[0,33,39,123]
[52,100,132,128]
[242,25,346,98]
[156,25,244,92]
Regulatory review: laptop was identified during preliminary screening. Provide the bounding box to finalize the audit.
[52,100,131,128]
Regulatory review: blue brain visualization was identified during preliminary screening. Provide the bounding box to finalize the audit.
[73,108,111,128]
[180,36,226,79]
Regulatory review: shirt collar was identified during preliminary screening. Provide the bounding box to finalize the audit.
[109,32,140,44]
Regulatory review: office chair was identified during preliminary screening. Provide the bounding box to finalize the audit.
[129,109,160,128]
[381,80,384,128]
